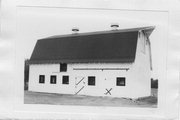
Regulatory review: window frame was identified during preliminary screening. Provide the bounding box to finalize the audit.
[62,75,69,84]
[116,77,126,86]
[39,75,45,84]
[88,76,96,86]
[50,75,57,84]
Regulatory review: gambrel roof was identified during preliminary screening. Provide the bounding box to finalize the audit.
[29,26,155,64]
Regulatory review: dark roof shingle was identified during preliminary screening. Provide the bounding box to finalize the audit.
[29,30,140,64]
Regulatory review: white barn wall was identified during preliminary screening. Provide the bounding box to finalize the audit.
[29,63,133,97]
[28,31,152,98]
[29,64,75,94]
[128,31,151,97]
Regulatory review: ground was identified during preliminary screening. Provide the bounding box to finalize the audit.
[24,88,157,108]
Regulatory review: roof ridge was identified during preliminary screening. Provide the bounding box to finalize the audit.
[39,26,155,40]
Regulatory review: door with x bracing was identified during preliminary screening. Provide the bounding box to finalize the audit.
[75,76,85,95]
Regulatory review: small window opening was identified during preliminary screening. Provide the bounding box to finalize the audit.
[116,77,126,86]
[60,63,67,72]
[62,76,69,84]
[88,76,95,86]
[39,75,45,83]
[50,75,56,84]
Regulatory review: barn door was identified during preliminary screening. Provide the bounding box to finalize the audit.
[75,76,85,95]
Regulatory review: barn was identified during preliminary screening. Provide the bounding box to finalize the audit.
[28,26,155,98]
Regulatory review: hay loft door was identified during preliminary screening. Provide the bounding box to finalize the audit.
[75,76,85,95]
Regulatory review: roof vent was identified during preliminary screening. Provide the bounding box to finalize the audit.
[111,24,119,30]
[72,27,79,34]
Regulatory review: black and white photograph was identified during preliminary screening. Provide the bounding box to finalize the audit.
[24,26,158,107]
[21,8,164,108]
[1,0,180,119]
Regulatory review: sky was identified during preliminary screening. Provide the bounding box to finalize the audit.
[16,7,168,79]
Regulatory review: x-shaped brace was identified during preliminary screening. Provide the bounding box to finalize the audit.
[104,88,112,95]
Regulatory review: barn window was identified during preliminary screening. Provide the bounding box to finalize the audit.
[39,75,45,83]
[88,76,95,86]
[62,76,69,84]
[116,77,126,86]
[50,75,56,84]
[60,63,67,72]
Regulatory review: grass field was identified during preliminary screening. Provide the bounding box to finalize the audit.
[24,88,157,108]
